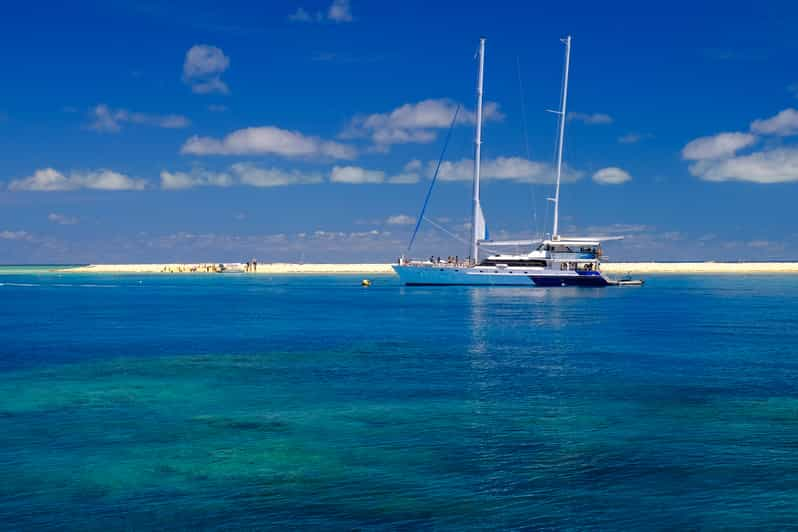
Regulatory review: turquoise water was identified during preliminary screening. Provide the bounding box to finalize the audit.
[2,268,798,529]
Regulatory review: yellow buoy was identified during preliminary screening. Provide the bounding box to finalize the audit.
[361,279,371,287]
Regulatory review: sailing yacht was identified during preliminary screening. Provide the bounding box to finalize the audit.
[394,36,639,287]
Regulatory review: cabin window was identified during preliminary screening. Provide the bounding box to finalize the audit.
[479,259,546,267]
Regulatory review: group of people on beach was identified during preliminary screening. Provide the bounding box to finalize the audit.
[161,264,221,273]
[244,258,258,272]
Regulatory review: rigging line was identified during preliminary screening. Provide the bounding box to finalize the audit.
[422,216,501,255]
[421,216,470,246]
[406,104,461,254]
[516,55,538,240]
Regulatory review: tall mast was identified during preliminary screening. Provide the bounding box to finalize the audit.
[552,35,571,240]
[471,37,486,262]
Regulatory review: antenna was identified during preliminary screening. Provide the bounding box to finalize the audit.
[552,35,571,240]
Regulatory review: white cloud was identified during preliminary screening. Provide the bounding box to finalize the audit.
[289,0,353,23]
[88,104,190,133]
[682,132,757,160]
[8,168,146,191]
[181,126,357,159]
[183,45,230,95]
[386,214,416,225]
[750,108,798,136]
[160,169,233,190]
[0,230,32,241]
[48,213,78,225]
[688,147,798,183]
[343,98,504,148]
[232,163,323,187]
[434,156,576,184]
[327,0,353,22]
[160,162,420,189]
[330,166,385,184]
[160,165,323,189]
[568,112,613,125]
[388,172,420,184]
[682,109,798,183]
[404,159,422,171]
[592,167,632,185]
[207,104,228,113]
[329,164,421,185]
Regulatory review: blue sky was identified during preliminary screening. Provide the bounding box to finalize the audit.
[2,0,798,263]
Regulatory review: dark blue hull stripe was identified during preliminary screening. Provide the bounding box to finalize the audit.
[530,276,610,287]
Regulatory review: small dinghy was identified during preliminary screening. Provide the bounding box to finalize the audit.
[609,278,645,286]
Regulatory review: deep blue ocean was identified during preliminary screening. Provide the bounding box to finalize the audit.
[2,267,798,529]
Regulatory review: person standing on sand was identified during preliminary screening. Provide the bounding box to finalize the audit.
[252,258,257,272]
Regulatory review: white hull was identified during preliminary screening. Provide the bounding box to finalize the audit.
[393,264,612,287]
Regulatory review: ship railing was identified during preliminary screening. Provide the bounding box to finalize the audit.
[399,258,474,268]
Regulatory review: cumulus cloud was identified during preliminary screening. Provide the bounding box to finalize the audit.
[181,126,357,159]
[682,132,757,160]
[159,162,420,189]
[386,214,416,225]
[0,230,32,241]
[289,0,353,23]
[8,168,146,191]
[161,169,233,190]
[682,108,798,183]
[568,112,613,125]
[160,165,323,189]
[342,98,504,148]
[750,108,798,136]
[592,167,632,185]
[688,147,798,183]
[433,156,578,184]
[48,213,78,225]
[330,166,386,184]
[327,0,353,21]
[183,45,230,95]
[88,104,190,133]
[329,163,421,184]
[232,163,323,187]
[388,172,421,184]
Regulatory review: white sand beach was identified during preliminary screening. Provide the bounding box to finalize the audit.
[62,263,396,274]
[601,262,798,274]
[60,262,798,275]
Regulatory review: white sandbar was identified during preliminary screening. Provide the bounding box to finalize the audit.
[60,262,798,275]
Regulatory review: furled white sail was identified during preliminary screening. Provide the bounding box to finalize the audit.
[474,204,487,242]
